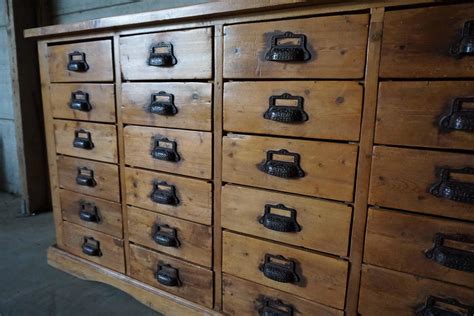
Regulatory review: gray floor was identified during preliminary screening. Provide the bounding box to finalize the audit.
[0,192,161,316]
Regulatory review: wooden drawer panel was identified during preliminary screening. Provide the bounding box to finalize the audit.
[359,265,474,316]
[222,232,348,309]
[62,221,125,273]
[57,156,120,202]
[125,167,212,225]
[223,274,343,316]
[48,40,113,82]
[54,119,118,163]
[122,83,212,131]
[124,126,212,179]
[222,185,352,256]
[376,81,474,150]
[223,14,368,79]
[224,81,363,141]
[380,4,474,78]
[50,84,115,123]
[129,244,213,308]
[369,146,474,221]
[120,28,212,80]
[60,190,122,238]
[222,134,357,201]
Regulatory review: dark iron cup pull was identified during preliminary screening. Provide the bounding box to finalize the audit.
[263,93,308,123]
[259,254,300,284]
[155,263,181,287]
[69,91,92,112]
[439,98,474,132]
[79,201,100,223]
[416,296,474,316]
[265,32,311,62]
[424,233,474,273]
[451,21,474,57]
[258,204,301,233]
[149,91,178,116]
[153,223,180,248]
[260,149,305,179]
[259,297,294,316]
[76,167,96,187]
[73,129,94,150]
[67,51,89,72]
[148,42,177,67]
[430,167,474,204]
[81,237,102,257]
[151,137,180,162]
[150,181,180,206]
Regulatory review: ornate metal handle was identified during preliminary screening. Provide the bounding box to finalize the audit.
[416,296,474,316]
[73,129,94,150]
[258,297,294,316]
[75,167,96,187]
[148,42,177,67]
[79,201,100,223]
[151,137,180,162]
[155,263,181,287]
[150,181,179,205]
[263,93,308,123]
[260,149,305,179]
[149,91,178,116]
[430,167,474,204]
[153,223,180,248]
[424,233,474,272]
[439,97,474,132]
[69,91,92,112]
[265,32,311,62]
[81,237,102,257]
[258,203,301,233]
[451,20,474,57]
[259,254,300,284]
[67,51,89,72]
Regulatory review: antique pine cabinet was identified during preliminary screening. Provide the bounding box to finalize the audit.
[25,1,474,315]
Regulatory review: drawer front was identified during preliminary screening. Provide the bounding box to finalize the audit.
[365,208,474,289]
[50,84,115,123]
[124,126,212,179]
[120,28,212,80]
[224,81,363,141]
[57,156,120,202]
[369,146,474,221]
[222,185,352,256]
[48,40,113,82]
[376,81,474,150]
[122,83,212,131]
[125,167,212,225]
[60,190,122,238]
[222,134,358,201]
[380,4,474,78]
[223,274,344,316]
[62,221,125,273]
[359,265,474,316]
[223,14,369,79]
[222,232,348,309]
[129,244,213,308]
[54,120,118,163]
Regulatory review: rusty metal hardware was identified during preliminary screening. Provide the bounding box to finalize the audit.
[264,93,308,123]
[265,32,310,62]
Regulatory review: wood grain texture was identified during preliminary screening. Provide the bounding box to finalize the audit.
[222,134,358,202]
[122,82,212,131]
[222,184,352,256]
[222,231,348,309]
[223,81,363,141]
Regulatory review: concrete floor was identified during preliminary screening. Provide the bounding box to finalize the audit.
[0,192,161,316]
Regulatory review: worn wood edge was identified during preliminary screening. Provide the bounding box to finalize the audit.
[47,246,222,316]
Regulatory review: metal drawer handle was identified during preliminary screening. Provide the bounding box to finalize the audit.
[149,91,178,116]
[67,51,89,72]
[76,167,96,187]
[258,203,301,233]
[265,32,311,62]
[416,296,474,316]
[155,263,181,287]
[153,223,180,248]
[148,42,177,67]
[150,181,179,206]
[430,167,474,204]
[260,149,305,179]
[439,97,474,132]
[79,200,100,223]
[81,237,102,257]
[69,91,92,112]
[259,254,300,284]
[258,297,294,316]
[451,20,474,57]
[73,129,94,150]
[424,233,474,273]
[263,93,308,123]
[151,137,180,162]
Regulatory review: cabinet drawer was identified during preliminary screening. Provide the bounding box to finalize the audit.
[380,4,474,78]
[48,40,113,82]
[54,120,118,163]
[376,81,474,150]
[222,232,348,309]
[62,221,125,273]
[57,156,120,202]
[50,84,115,123]
[222,134,357,201]
[223,14,368,79]
[222,185,352,256]
[128,206,212,268]
[223,274,343,316]
[369,146,474,221]
[120,28,212,80]
[224,81,362,141]
[359,265,474,316]
[124,167,212,225]
[60,190,122,238]
[365,208,474,289]
[122,83,212,131]
[129,244,213,308]
[124,126,212,179]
